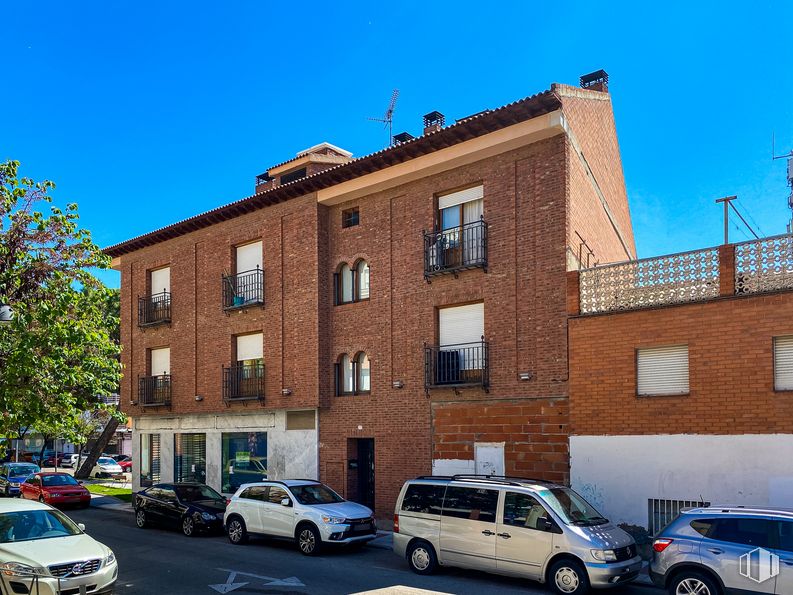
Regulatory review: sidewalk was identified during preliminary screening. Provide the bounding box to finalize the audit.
[89,492,133,513]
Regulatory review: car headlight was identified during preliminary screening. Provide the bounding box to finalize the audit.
[201,512,214,521]
[321,515,346,525]
[104,550,116,566]
[9,482,19,487]
[591,549,617,562]
[0,562,47,577]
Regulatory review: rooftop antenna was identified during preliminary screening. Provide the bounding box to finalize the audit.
[368,89,399,146]
[772,133,793,233]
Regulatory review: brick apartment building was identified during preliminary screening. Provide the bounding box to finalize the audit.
[567,237,793,531]
[106,70,635,518]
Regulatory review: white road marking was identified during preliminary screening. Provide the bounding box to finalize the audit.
[210,568,305,592]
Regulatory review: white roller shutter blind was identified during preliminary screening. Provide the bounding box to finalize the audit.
[150,267,170,294]
[438,185,483,210]
[236,241,262,274]
[774,336,793,390]
[637,345,689,396]
[150,347,170,376]
[236,333,263,362]
[439,303,484,346]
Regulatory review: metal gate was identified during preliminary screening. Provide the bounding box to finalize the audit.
[175,433,206,483]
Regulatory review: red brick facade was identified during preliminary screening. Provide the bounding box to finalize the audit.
[111,78,634,519]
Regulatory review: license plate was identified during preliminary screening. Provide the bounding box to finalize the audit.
[353,523,371,531]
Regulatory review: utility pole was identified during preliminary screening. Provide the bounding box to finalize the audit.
[716,196,737,244]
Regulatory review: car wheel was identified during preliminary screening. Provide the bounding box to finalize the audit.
[669,571,720,595]
[135,508,148,528]
[296,524,322,556]
[94,472,102,479]
[227,517,248,545]
[182,515,196,537]
[548,558,590,595]
[38,495,45,503]
[407,540,437,575]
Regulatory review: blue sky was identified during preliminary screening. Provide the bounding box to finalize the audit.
[3,1,792,288]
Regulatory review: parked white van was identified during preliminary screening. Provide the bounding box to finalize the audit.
[393,476,641,595]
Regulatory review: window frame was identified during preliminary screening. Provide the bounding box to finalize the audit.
[635,344,690,397]
[342,207,360,228]
[334,260,370,305]
[335,352,371,396]
[773,335,793,392]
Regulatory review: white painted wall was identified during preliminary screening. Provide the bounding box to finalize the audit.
[571,434,793,528]
[131,410,318,493]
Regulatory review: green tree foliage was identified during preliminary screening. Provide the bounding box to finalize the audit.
[0,160,122,441]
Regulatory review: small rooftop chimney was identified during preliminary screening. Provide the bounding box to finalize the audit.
[579,69,609,93]
[423,111,445,135]
[393,132,415,144]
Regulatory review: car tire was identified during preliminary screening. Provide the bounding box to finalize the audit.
[547,558,590,595]
[227,516,248,545]
[135,508,148,529]
[406,540,438,575]
[668,571,721,595]
[182,515,196,537]
[38,495,45,503]
[296,524,322,556]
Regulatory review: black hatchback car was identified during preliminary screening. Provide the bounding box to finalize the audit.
[134,482,226,536]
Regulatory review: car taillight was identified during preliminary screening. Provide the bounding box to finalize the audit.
[653,538,674,552]
[393,513,399,533]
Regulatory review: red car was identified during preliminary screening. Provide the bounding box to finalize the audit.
[112,454,132,471]
[19,472,91,508]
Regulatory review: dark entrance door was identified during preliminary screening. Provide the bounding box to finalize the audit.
[348,438,375,511]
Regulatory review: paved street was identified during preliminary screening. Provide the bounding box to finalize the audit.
[65,506,655,595]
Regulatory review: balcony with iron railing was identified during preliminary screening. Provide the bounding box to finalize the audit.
[573,234,793,316]
[424,340,489,390]
[222,267,264,310]
[138,291,171,327]
[424,219,488,279]
[222,363,265,403]
[138,375,171,407]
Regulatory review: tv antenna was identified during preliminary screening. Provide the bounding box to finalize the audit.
[368,89,399,146]
[772,133,793,233]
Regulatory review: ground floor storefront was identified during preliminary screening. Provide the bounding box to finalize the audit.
[131,409,318,494]
[570,434,793,531]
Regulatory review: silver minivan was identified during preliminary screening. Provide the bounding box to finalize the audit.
[393,476,642,594]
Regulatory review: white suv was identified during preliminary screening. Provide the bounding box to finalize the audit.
[224,480,376,555]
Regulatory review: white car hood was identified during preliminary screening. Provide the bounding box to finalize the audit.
[0,534,108,567]
[311,501,373,519]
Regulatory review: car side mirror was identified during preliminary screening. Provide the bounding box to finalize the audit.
[77,523,86,531]
[280,498,291,507]
[77,480,83,485]
[536,517,552,532]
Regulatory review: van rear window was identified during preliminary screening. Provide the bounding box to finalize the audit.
[402,484,445,515]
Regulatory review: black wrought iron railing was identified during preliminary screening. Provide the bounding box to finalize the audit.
[223,363,265,402]
[424,340,489,389]
[138,375,171,407]
[424,219,488,278]
[138,291,171,327]
[222,268,264,310]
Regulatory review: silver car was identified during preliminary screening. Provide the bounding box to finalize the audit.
[393,475,641,594]
[650,506,793,595]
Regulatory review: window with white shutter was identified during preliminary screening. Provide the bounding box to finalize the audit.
[774,336,793,391]
[439,303,484,347]
[236,241,262,274]
[150,347,171,376]
[150,267,170,294]
[636,345,689,396]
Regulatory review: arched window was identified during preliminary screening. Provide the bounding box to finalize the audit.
[356,260,370,300]
[334,260,370,305]
[336,354,354,395]
[335,352,371,396]
[356,352,370,393]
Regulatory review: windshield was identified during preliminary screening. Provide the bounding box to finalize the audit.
[175,484,224,503]
[290,484,344,505]
[97,458,117,465]
[540,487,609,526]
[42,475,79,487]
[8,465,39,476]
[0,509,82,543]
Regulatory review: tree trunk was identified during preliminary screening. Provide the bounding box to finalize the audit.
[75,418,119,480]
